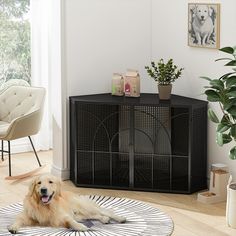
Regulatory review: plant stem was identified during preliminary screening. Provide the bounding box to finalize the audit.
[219,102,232,124]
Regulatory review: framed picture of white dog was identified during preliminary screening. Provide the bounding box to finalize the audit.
[188,3,220,49]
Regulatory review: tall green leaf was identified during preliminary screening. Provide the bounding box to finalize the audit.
[221,115,231,125]
[216,133,232,146]
[216,132,223,146]
[226,76,236,88]
[230,124,236,139]
[227,87,236,97]
[219,47,234,54]
[205,90,221,102]
[208,109,219,123]
[227,106,236,116]
[217,123,230,133]
[225,60,236,66]
[215,58,233,62]
[210,80,224,90]
[224,98,236,111]
[219,72,235,81]
[229,146,236,160]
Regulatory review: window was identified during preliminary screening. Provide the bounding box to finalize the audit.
[0,0,31,89]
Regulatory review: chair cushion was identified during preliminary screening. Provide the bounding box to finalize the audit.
[0,86,45,140]
[0,121,10,137]
[0,86,45,123]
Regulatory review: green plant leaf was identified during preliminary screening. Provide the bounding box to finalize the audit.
[227,106,236,116]
[225,60,236,66]
[226,87,236,97]
[230,124,236,139]
[145,59,183,84]
[210,79,224,90]
[216,133,232,146]
[208,109,219,123]
[224,98,236,111]
[229,146,236,160]
[219,72,236,81]
[203,45,236,160]
[216,132,223,146]
[200,76,212,81]
[219,47,235,54]
[205,90,221,102]
[226,76,236,87]
[222,134,232,144]
[215,58,233,62]
[221,115,231,125]
[217,123,230,133]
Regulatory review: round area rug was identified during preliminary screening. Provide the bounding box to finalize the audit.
[0,195,174,236]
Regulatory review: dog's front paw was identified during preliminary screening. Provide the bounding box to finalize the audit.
[101,216,110,224]
[8,225,19,234]
[75,223,89,232]
[79,225,89,231]
[117,216,126,223]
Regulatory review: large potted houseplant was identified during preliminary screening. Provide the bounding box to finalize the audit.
[202,46,236,228]
[145,59,184,100]
[202,46,236,160]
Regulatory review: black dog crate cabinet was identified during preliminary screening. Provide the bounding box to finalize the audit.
[70,93,207,193]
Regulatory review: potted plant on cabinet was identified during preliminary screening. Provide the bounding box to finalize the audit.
[145,58,184,100]
[202,46,236,160]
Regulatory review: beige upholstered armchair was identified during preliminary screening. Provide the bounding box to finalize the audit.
[0,86,46,179]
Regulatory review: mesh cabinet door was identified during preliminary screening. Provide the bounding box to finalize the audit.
[75,103,119,186]
[133,106,171,190]
[171,107,189,191]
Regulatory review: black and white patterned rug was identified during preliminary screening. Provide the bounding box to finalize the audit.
[0,195,174,236]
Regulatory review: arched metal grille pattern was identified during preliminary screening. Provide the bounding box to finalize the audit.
[70,94,208,193]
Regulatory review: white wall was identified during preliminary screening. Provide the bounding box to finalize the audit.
[152,0,236,177]
[54,0,236,179]
[65,0,152,96]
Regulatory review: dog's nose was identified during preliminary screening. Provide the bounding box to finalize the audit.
[40,187,47,195]
[201,16,204,19]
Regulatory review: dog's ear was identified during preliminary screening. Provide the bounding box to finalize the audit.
[28,177,37,196]
[193,5,198,15]
[208,6,213,16]
[55,178,62,197]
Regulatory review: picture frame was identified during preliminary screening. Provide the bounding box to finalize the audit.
[188,3,220,49]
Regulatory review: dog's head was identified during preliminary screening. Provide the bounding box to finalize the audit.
[29,174,61,205]
[195,5,212,22]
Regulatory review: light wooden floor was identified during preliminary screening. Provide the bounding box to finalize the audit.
[0,151,235,236]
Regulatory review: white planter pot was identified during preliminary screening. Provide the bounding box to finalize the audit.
[226,176,236,228]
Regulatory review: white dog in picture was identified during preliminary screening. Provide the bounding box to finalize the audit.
[192,5,214,46]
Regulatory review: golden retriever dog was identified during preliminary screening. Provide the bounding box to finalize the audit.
[8,174,126,234]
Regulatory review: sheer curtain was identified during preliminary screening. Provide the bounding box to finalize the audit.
[30,0,52,150]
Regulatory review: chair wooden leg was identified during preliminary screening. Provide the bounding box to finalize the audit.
[1,140,3,161]
[28,136,42,167]
[8,141,11,176]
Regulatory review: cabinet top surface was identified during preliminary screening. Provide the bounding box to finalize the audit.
[70,93,208,107]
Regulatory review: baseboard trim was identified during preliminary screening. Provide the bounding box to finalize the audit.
[2,139,31,154]
[51,164,70,180]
